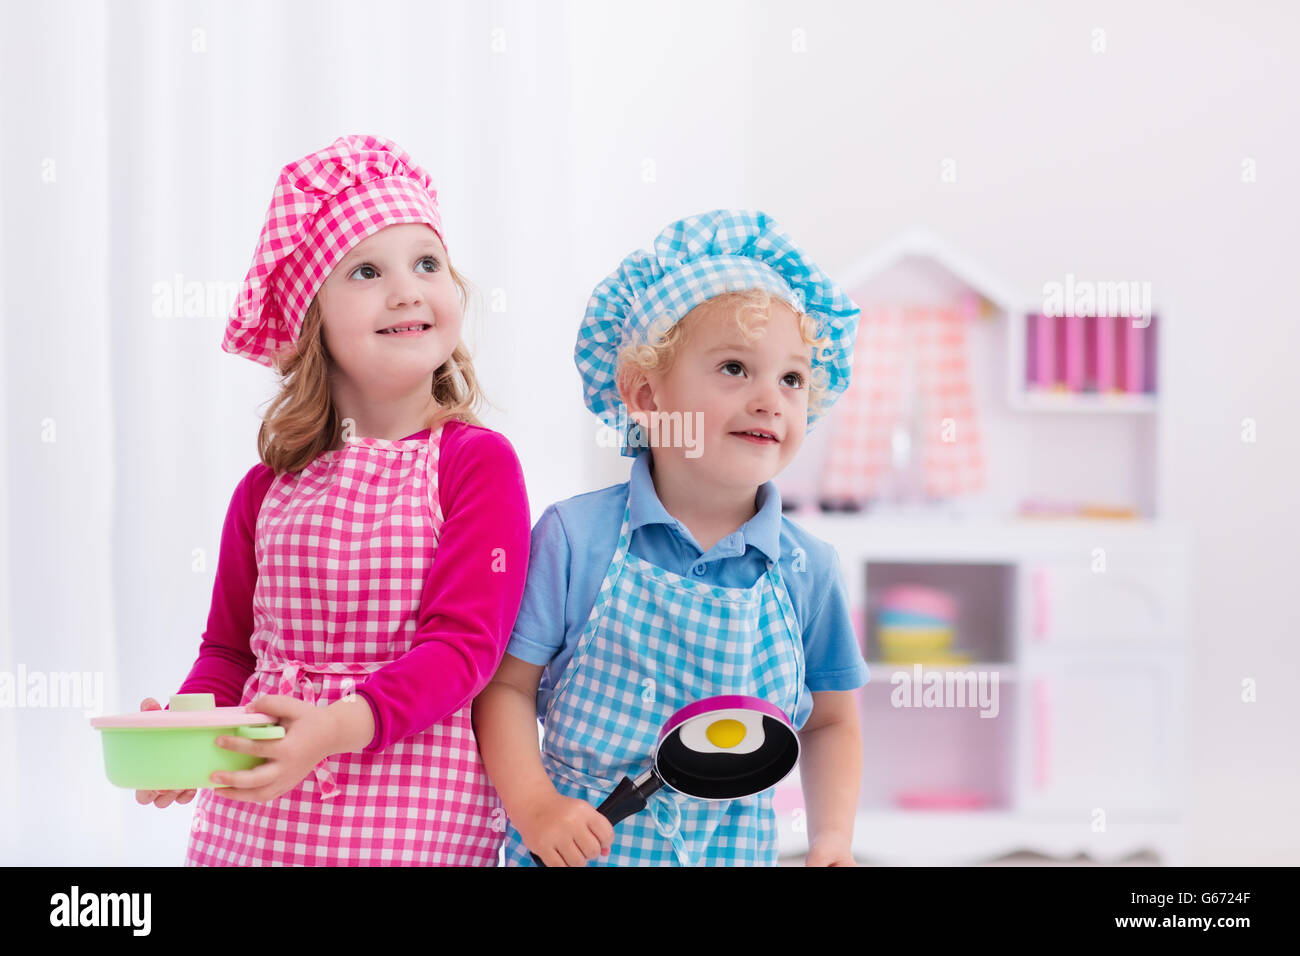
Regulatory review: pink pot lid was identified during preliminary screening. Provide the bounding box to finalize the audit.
[90,707,279,729]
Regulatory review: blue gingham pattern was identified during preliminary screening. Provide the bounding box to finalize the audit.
[501,499,804,866]
[575,210,861,457]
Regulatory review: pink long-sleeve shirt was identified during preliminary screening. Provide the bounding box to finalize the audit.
[175,420,530,754]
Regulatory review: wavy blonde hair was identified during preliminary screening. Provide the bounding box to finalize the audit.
[616,289,831,417]
[255,261,485,476]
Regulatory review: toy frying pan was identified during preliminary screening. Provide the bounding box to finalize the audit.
[530,694,799,866]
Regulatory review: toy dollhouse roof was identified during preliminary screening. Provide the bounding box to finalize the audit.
[836,225,1026,315]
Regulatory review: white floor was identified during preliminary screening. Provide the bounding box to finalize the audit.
[778,849,1162,866]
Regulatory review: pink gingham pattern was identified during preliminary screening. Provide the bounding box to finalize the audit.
[185,426,505,866]
[821,303,984,502]
[223,134,445,368]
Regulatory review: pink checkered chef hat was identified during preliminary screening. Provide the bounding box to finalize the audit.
[223,134,445,367]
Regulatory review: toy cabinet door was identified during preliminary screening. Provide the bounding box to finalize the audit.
[1017,654,1173,816]
[1024,555,1182,647]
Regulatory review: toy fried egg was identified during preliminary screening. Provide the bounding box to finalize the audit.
[676,708,766,755]
[654,695,800,800]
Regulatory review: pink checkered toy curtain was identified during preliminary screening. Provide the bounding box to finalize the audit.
[820,300,985,505]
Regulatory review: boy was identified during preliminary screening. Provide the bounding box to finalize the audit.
[473,210,869,866]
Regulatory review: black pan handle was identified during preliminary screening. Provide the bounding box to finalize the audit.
[529,773,657,867]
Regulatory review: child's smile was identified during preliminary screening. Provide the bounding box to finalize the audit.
[645,298,812,493]
[316,223,462,403]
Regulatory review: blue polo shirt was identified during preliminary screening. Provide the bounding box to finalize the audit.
[505,452,870,729]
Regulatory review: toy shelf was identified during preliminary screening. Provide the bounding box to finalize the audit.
[1013,392,1157,414]
[861,560,1016,664]
[766,230,1186,863]
[772,516,1189,862]
[1008,311,1160,414]
[777,228,1168,522]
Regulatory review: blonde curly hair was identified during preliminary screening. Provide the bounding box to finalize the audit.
[615,289,831,416]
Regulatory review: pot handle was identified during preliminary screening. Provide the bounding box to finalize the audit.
[235,724,286,740]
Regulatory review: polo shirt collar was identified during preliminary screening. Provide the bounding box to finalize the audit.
[626,452,783,563]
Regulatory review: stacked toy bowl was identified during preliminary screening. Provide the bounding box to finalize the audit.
[875,585,971,664]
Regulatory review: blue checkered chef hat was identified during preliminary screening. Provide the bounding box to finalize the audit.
[575,209,861,457]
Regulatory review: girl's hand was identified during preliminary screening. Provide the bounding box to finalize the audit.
[805,832,857,867]
[134,697,198,809]
[209,695,336,805]
[514,790,615,867]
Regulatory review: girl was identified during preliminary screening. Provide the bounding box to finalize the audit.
[137,135,530,866]
[473,210,868,866]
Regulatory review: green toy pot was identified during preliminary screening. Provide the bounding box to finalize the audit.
[90,693,285,790]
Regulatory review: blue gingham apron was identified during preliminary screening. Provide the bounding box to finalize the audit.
[502,499,804,866]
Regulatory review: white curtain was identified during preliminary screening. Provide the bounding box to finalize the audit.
[0,0,600,865]
[2,0,792,866]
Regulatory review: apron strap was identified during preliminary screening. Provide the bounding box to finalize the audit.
[426,424,447,541]
[592,498,633,616]
[763,558,806,724]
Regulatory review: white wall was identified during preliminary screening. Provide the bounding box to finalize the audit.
[2,0,1296,865]
[732,0,1300,864]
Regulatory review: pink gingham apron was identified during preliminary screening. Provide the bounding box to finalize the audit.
[185,425,504,866]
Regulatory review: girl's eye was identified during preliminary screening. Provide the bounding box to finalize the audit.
[720,361,745,377]
[783,372,805,388]
[349,257,440,280]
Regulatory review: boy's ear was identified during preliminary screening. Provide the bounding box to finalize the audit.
[616,364,658,415]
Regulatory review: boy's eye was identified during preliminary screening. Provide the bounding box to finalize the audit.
[783,372,805,388]
[720,361,745,376]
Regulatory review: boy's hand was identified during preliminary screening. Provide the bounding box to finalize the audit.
[515,790,615,867]
[208,695,335,805]
[133,697,198,808]
[805,832,857,867]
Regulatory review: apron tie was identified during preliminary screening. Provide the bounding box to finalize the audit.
[254,657,390,802]
[276,661,339,800]
[646,791,695,866]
